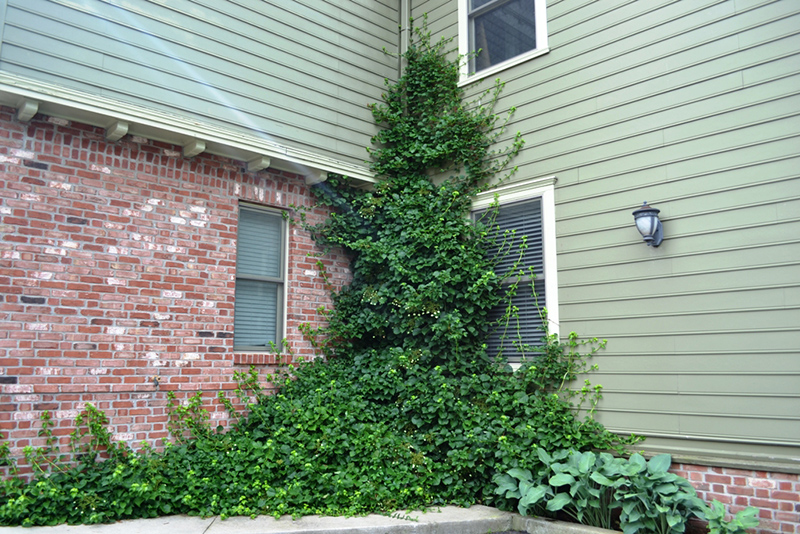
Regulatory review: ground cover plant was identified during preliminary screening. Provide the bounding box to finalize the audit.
[494,450,760,534]
[0,23,636,526]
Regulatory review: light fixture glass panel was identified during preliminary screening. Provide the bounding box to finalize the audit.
[635,215,655,237]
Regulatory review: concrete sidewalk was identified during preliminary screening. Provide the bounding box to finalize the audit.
[0,505,614,534]
[0,505,520,534]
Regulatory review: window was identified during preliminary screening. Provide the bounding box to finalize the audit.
[473,177,558,362]
[233,204,286,350]
[459,0,549,81]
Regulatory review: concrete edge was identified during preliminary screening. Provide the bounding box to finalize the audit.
[512,515,621,534]
[0,506,623,534]
[204,505,514,534]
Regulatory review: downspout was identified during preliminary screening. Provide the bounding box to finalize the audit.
[399,0,410,76]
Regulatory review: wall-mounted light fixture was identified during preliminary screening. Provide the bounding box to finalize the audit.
[632,201,663,247]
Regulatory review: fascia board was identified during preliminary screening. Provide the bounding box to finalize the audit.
[0,72,377,184]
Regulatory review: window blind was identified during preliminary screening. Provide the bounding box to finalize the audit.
[234,205,284,349]
[483,198,546,361]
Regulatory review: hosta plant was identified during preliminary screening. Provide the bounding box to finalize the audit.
[615,453,704,534]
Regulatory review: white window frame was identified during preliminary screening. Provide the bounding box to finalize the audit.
[233,203,289,352]
[472,175,559,340]
[458,0,549,84]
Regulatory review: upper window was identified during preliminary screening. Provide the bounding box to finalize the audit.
[459,0,549,81]
[233,204,286,350]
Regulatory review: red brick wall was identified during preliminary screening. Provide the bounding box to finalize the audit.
[0,108,350,467]
[673,463,800,534]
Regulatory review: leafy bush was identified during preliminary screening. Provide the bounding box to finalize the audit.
[702,499,760,534]
[0,21,635,526]
[616,453,703,534]
[495,450,760,534]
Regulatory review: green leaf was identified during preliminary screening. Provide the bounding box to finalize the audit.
[549,473,576,487]
[654,483,679,494]
[546,492,572,512]
[647,454,671,475]
[578,451,596,473]
[590,471,615,486]
[519,485,547,515]
[508,467,533,483]
[537,448,552,465]
[627,453,646,474]
[494,474,519,496]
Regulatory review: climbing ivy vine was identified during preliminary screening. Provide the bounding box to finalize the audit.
[308,23,523,368]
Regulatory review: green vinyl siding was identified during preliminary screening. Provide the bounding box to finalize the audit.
[0,0,398,168]
[426,0,800,464]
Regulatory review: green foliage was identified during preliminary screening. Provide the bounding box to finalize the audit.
[615,453,705,534]
[701,499,760,534]
[494,448,627,529]
[496,450,758,534]
[0,21,637,527]
[306,23,522,367]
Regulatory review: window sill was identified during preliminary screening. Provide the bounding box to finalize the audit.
[233,352,284,366]
[458,47,550,87]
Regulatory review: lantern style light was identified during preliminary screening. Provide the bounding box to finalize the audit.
[632,201,663,247]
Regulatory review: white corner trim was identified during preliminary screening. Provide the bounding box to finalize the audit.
[0,72,377,183]
[540,184,559,336]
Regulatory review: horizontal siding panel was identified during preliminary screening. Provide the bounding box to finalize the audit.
[596,392,800,422]
[476,1,797,122]
[591,353,800,374]
[559,264,800,305]
[528,76,800,182]
[556,155,800,222]
[565,117,800,183]
[4,6,379,120]
[597,409,800,443]
[588,373,800,397]
[557,219,800,273]
[562,308,800,339]
[481,11,800,156]
[558,241,800,287]
[557,193,800,252]
[1,42,362,153]
[578,331,800,355]
[561,287,797,321]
